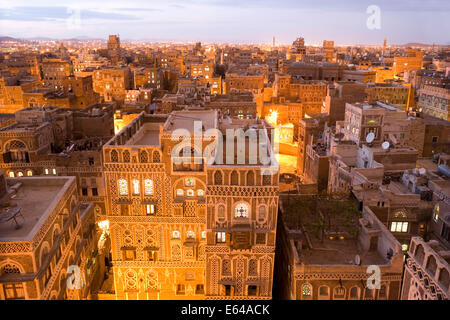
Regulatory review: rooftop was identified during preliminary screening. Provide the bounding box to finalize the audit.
[0,176,74,242]
[280,195,390,265]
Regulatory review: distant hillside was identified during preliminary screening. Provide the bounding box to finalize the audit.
[0,36,21,42]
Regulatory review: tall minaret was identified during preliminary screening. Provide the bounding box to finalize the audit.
[273,36,276,48]
[383,38,387,56]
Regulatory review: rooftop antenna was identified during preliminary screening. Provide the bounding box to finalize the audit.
[366,132,375,144]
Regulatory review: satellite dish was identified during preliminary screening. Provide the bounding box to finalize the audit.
[382,141,390,150]
[419,168,426,175]
[366,132,375,144]
[354,255,361,266]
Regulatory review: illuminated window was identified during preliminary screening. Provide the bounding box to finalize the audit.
[132,180,140,195]
[390,221,408,233]
[52,168,56,175]
[234,203,249,218]
[302,284,312,297]
[187,189,194,197]
[45,169,49,175]
[176,189,184,196]
[144,179,153,196]
[433,204,439,222]
[197,189,204,197]
[9,172,14,178]
[402,244,408,252]
[185,178,195,187]
[201,231,206,239]
[216,232,226,243]
[26,170,33,177]
[146,204,154,215]
[172,231,180,239]
[186,231,195,239]
[118,179,128,196]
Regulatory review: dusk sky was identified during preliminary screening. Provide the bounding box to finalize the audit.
[0,0,449,45]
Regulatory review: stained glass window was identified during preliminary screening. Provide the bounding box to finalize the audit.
[302,284,312,297]
[144,179,153,196]
[234,203,249,218]
[118,179,128,196]
[185,177,195,187]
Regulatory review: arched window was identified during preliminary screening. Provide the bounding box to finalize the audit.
[333,286,346,299]
[26,170,33,177]
[122,150,130,162]
[144,179,153,196]
[1,263,21,275]
[187,189,194,197]
[349,286,359,299]
[176,189,184,197]
[230,171,239,185]
[378,284,387,299]
[438,268,450,289]
[415,244,425,264]
[17,172,23,177]
[247,171,254,186]
[140,150,148,163]
[302,284,312,298]
[222,260,231,275]
[197,189,204,196]
[426,255,437,276]
[364,287,374,300]
[263,174,271,186]
[186,231,195,239]
[118,179,128,196]
[132,180,140,195]
[172,231,180,239]
[319,286,330,299]
[152,151,160,163]
[248,259,258,276]
[171,244,181,261]
[217,205,225,222]
[214,171,222,185]
[234,203,249,218]
[258,206,266,222]
[110,150,118,162]
[9,171,14,178]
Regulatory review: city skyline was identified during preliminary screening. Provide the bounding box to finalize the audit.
[1,0,449,45]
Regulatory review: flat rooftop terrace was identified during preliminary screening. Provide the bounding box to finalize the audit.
[126,123,161,146]
[0,177,73,242]
[301,238,386,266]
[164,110,217,132]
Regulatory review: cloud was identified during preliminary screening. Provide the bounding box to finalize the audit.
[0,6,145,21]
[169,0,450,12]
